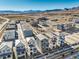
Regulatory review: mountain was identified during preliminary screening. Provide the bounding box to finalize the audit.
[44,9,63,12]
[0,10,43,14]
[0,10,23,14]
[0,6,79,14]
[64,6,79,11]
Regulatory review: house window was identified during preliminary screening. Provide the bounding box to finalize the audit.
[30,52,32,55]
[7,55,11,58]
[17,52,20,55]
[33,48,37,53]
[17,47,20,49]
[29,45,33,47]
[46,44,48,47]
[3,50,5,53]
[53,42,55,45]
[3,56,6,59]
[7,49,10,52]
[53,46,55,49]
[21,46,23,48]
[22,51,24,54]
[0,51,1,53]
[30,48,32,50]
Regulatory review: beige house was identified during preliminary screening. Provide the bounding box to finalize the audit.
[44,32,57,49]
[36,34,49,52]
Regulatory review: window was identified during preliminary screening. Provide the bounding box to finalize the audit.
[21,46,23,48]
[29,45,33,47]
[33,48,37,53]
[3,50,5,53]
[22,51,24,54]
[46,44,48,47]
[17,52,20,55]
[53,46,55,49]
[30,52,32,55]
[17,47,20,49]
[30,48,32,50]
[53,42,55,45]
[7,49,10,52]
[3,56,6,59]
[7,55,11,58]
[0,51,1,53]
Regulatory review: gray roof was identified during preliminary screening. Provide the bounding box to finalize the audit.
[6,24,16,30]
[23,30,33,37]
[20,23,33,37]
[0,41,13,50]
[3,30,16,41]
[21,22,32,31]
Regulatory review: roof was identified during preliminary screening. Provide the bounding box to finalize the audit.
[3,30,16,41]
[21,23,32,31]
[0,41,13,50]
[36,34,48,41]
[23,30,33,37]
[65,36,75,45]
[15,40,24,47]
[65,32,79,45]
[37,17,48,21]
[26,37,35,42]
[6,24,16,30]
[20,23,33,37]
[44,32,53,38]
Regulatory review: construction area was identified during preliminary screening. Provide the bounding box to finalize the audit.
[0,13,79,59]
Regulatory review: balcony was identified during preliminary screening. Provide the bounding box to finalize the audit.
[0,52,12,56]
[16,48,25,52]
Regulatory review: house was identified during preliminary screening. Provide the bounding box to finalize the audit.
[20,22,33,38]
[44,33,57,49]
[6,21,17,30]
[6,24,16,30]
[13,40,26,59]
[0,41,13,59]
[36,34,49,52]
[37,17,49,26]
[3,30,17,41]
[57,22,74,31]
[26,37,38,56]
[57,32,65,47]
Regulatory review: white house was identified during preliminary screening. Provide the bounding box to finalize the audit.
[20,22,33,38]
[13,40,26,59]
[26,37,38,56]
[57,32,65,47]
[0,41,13,59]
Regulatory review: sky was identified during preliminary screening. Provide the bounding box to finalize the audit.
[0,0,79,11]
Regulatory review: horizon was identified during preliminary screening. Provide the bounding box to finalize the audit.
[0,0,79,11]
[0,6,78,11]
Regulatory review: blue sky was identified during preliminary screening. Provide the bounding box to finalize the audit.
[0,0,79,11]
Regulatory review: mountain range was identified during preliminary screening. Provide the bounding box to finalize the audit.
[0,6,79,14]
